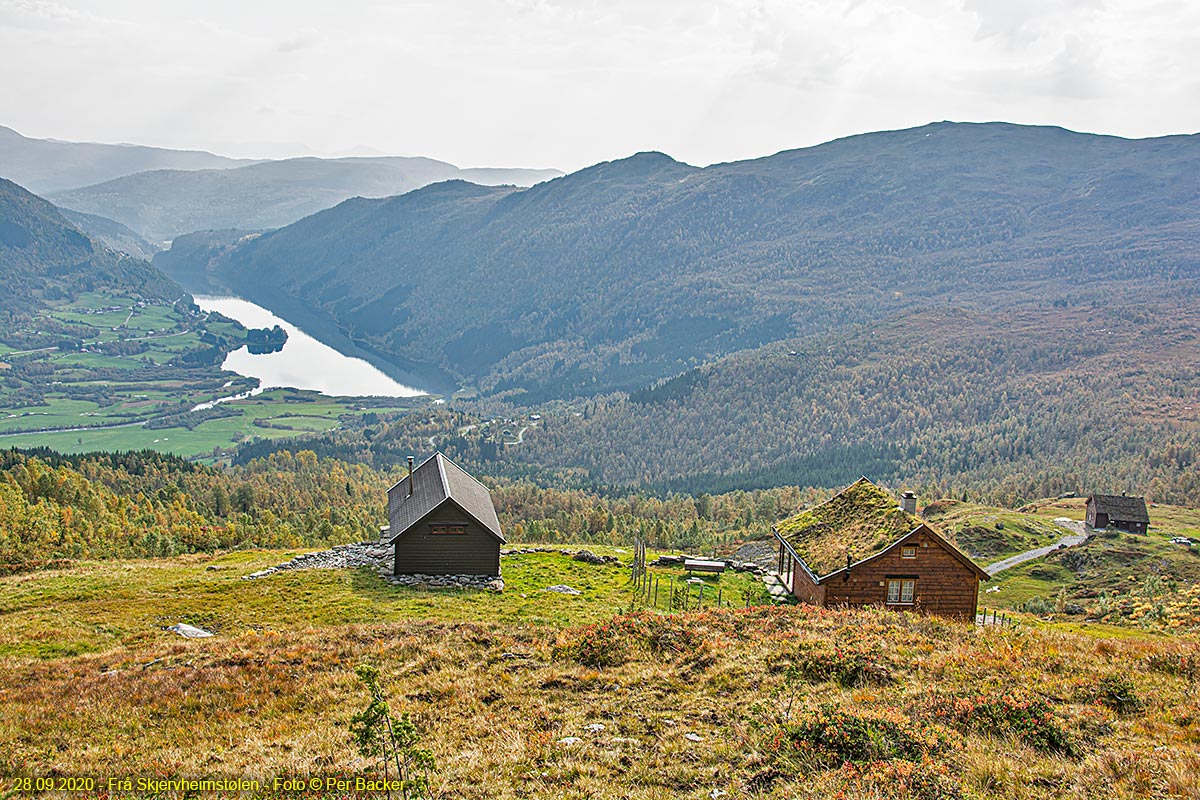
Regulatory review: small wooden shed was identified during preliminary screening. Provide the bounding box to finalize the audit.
[387,452,504,576]
[1085,494,1149,534]
[771,478,988,620]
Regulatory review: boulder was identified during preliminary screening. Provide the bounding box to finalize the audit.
[167,623,214,638]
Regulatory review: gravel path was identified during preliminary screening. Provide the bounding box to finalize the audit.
[984,518,1088,577]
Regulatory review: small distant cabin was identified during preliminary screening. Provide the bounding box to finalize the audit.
[770,478,988,620]
[386,452,504,576]
[1086,494,1149,534]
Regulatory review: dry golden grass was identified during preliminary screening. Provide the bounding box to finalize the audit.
[2,597,1199,799]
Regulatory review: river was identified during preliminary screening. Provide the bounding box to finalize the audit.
[193,296,427,397]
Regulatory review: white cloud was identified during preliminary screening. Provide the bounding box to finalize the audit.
[964,0,1105,49]
[0,0,1197,170]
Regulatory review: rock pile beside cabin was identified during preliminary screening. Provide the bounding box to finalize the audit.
[245,542,388,578]
[242,541,506,590]
[242,541,764,594]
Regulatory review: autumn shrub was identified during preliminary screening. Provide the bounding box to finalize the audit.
[553,611,716,668]
[1145,650,1200,681]
[639,614,714,665]
[940,694,1074,754]
[792,641,893,687]
[775,705,957,766]
[1082,676,1144,714]
[820,759,968,800]
[554,619,632,668]
[1021,596,1054,615]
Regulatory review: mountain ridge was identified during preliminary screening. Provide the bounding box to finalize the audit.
[50,155,564,242]
[0,124,254,194]
[0,177,182,313]
[158,121,1200,400]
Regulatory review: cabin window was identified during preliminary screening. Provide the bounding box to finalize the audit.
[886,579,916,604]
[901,546,917,559]
[430,523,466,535]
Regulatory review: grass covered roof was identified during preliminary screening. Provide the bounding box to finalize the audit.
[775,477,923,576]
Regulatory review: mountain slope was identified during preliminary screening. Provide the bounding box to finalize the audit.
[0,124,251,194]
[58,208,160,261]
[516,305,1200,503]
[0,178,180,314]
[50,156,563,241]
[158,122,1200,400]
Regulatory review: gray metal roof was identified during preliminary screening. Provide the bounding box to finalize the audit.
[387,452,505,542]
[1088,494,1150,524]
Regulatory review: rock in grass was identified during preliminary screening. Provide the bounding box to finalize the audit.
[558,736,581,746]
[684,732,704,742]
[167,623,214,638]
[543,584,582,595]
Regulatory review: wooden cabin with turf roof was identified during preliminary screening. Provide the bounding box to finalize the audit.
[771,477,988,620]
[386,452,504,576]
[1085,493,1149,534]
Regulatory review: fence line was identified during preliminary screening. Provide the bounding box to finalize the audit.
[976,608,1014,628]
[630,541,748,611]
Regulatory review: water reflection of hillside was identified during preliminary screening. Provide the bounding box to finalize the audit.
[194,296,425,397]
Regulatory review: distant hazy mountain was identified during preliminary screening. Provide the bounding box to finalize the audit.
[59,208,160,261]
[0,178,180,314]
[152,229,256,293]
[155,122,1200,400]
[0,125,252,195]
[50,157,565,242]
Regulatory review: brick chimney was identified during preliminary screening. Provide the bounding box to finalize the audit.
[900,490,917,514]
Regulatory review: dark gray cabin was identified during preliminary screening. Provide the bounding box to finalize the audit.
[387,452,504,575]
[1085,493,1150,534]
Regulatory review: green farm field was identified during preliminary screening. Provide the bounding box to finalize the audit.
[0,389,399,458]
[0,287,427,458]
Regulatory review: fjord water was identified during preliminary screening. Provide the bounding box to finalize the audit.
[193,296,425,397]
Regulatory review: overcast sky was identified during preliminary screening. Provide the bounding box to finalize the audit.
[2,0,1198,171]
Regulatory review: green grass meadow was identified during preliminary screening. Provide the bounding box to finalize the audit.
[0,547,771,660]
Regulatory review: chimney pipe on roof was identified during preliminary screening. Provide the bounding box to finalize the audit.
[407,456,414,497]
[900,490,917,515]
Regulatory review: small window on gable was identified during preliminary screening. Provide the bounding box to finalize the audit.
[430,523,466,535]
[901,546,917,559]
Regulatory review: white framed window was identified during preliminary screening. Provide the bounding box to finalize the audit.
[901,546,917,559]
[887,579,916,605]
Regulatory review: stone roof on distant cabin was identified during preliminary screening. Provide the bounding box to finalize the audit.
[773,477,925,577]
[386,452,504,542]
[1088,494,1150,524]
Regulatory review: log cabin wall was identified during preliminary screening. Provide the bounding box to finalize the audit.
[821,530,981,620]
[790,560,825,605]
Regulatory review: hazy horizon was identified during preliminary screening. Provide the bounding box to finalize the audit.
[3,1,1200,172]
[5,116,1200,175]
